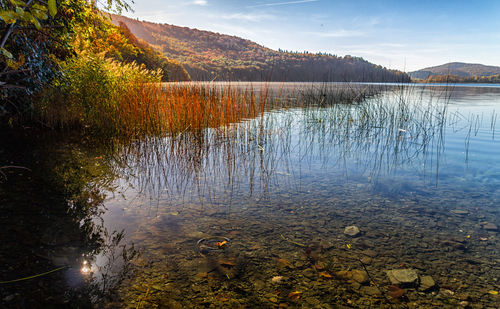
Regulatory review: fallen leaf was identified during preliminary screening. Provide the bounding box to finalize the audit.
[488,290,498,295]
[288,291,301,300]
[219,259,236,267]
[319,272,332,279]
[216,240,228,249]
[387,285,404,299]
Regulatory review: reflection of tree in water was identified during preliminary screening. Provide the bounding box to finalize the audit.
[0,130,137,307]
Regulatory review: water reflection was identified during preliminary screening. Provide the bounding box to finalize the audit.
[100,85,499,307]
[0,131,137,307]
[2,84,499,307]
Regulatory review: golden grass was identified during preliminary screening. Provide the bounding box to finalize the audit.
[110,82,271,137]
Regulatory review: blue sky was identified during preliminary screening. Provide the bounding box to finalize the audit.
[120,0,500,71]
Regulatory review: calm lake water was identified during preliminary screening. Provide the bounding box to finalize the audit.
[1,83,499,308]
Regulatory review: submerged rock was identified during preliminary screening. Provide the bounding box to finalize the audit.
[483,223,498,231]
[419,275,436,291]
[386,269,418,285]
[360,286,381,296]
[351,270,370,284]
[451,209,469,215]
[335,269,369,284]
[344,225,360,237]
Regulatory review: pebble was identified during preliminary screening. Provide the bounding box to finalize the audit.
[344,225,360,236]
[483,223,498,231]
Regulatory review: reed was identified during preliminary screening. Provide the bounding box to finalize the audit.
[38,58,380,139]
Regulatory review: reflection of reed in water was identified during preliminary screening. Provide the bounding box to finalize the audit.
[113,84,495,209]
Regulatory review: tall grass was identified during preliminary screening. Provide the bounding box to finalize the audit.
[38,58,379,138]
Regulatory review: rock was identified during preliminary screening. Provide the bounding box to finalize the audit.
[336,270,350,280]
[360,286,381,296]
[386,269,418,285]
[419,275,436,291]
[440,289,455,297]
[276,258,292,268]
[344,225,360,237]
[451,210,468,215]
[483,223,498,231]
[302,268,316,279]
[319,240,334,250]
[362,249,377,257]
[335,269,369,284]
[360,257,372,264]
[351,270,370,284]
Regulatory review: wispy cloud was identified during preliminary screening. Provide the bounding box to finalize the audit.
[248,0,318,8]
[193,0,207,5]
[303,29,365,38]
[219,13,275,22]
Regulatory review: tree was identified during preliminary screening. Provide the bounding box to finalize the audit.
[0,0,132,117]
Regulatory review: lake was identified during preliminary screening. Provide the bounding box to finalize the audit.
[1,83,499,308]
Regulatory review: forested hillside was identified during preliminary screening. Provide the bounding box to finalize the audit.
[410,62,500,82]
[112,15,410,82]
[0,1,189,123]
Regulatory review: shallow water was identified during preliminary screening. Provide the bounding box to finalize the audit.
[1,83,499,308]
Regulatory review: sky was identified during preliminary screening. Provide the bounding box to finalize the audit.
[118,0,500,71]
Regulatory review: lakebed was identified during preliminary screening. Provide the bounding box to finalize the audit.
[1,83,499,308]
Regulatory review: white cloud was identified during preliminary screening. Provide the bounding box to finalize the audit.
[248,0,318,8]
[193,0,207,5]
[219,13,275,22]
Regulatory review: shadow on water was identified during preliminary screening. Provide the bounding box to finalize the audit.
[0,130,138,308]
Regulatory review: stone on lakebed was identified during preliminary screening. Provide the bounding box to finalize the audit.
[386,269,418,285]
[344,225,360,236]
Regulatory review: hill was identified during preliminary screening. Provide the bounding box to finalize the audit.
[111,15,409,82]
[410,62,500,80]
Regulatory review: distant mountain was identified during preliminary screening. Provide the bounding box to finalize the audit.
[111,15,410,82]
[410,62,500,79]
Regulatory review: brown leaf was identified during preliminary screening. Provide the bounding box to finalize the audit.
[387,285,405,299]
[288,291,302,300]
